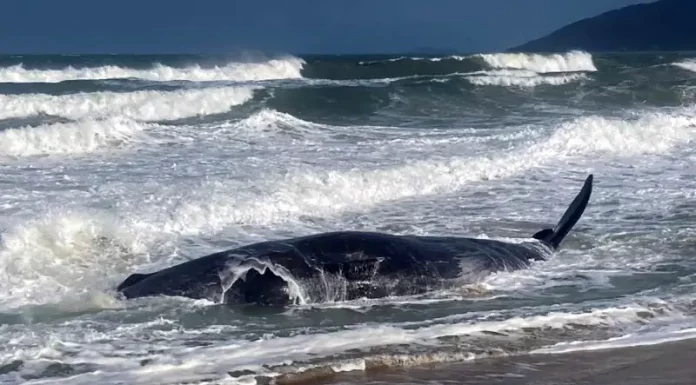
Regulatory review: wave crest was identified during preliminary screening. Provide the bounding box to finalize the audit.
[465,70,587,87]
[0,56,305,83]
[0,86,255,121]
[0,117,152,157]
[673,59,696,73]
[144,107,696,237]
[477,50,597,73]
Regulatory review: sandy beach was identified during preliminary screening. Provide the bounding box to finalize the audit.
[311,338,696,385]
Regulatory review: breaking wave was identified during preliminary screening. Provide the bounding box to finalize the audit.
[154,107,696,236]
[465,70,587,87]
[0,86,256,121]
[356,51,597,73]
[0,56,305,83]
[302,50,596,87]
[673,59,696,73]
[476,50,597,73]
[0,117,153,157]
[229,108,326,136]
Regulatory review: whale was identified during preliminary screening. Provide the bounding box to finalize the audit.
[116,174,593,306]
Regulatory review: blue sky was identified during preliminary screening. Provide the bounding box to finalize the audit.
[0,0,651,54]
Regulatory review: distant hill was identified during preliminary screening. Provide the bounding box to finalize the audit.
[509,0,696,53]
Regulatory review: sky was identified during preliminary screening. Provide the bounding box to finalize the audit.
[0,0,652,54]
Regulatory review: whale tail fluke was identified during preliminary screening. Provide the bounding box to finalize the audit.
[532,174,593,250]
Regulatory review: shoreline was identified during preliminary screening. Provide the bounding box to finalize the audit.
[299,338,696,385]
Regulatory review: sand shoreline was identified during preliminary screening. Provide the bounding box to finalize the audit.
[299,337,696,385]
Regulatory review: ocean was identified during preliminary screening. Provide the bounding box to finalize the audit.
[0,51,695,385]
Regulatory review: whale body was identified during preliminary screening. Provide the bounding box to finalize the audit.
[116,174,594,306]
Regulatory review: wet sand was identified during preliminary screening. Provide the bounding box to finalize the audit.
[308,339,696,385]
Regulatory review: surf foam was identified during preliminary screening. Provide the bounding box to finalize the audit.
[0,302,675,385]
[0,211,149,309]
[673,59,696,73]
[231,108,325,135]
[158,107,696,236]
[477,51,597,73]
[530,326,696,355]
[547,111,696,155]
[0,117,152,157]
[465,70,587,87]
[0,86,256,121]
[0,57,304,83]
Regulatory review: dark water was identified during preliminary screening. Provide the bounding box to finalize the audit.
[0,51,696,385]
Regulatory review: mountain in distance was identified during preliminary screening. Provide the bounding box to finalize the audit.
[509,0,696,52]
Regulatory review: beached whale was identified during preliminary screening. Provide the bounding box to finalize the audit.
[116,174,593,306]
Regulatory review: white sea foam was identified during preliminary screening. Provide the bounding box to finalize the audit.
[673,59,696,73]
[462,51,595,88]
[230,108,324,134]
[0,57,304,83]
[0,117,153,157]
[477,50,597,73]
[531,326,696,355]
[0,86,256,121]
[0,212,149,309]
[0,302,674,385]
[156,107,696,236]
[465,70,587,87]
